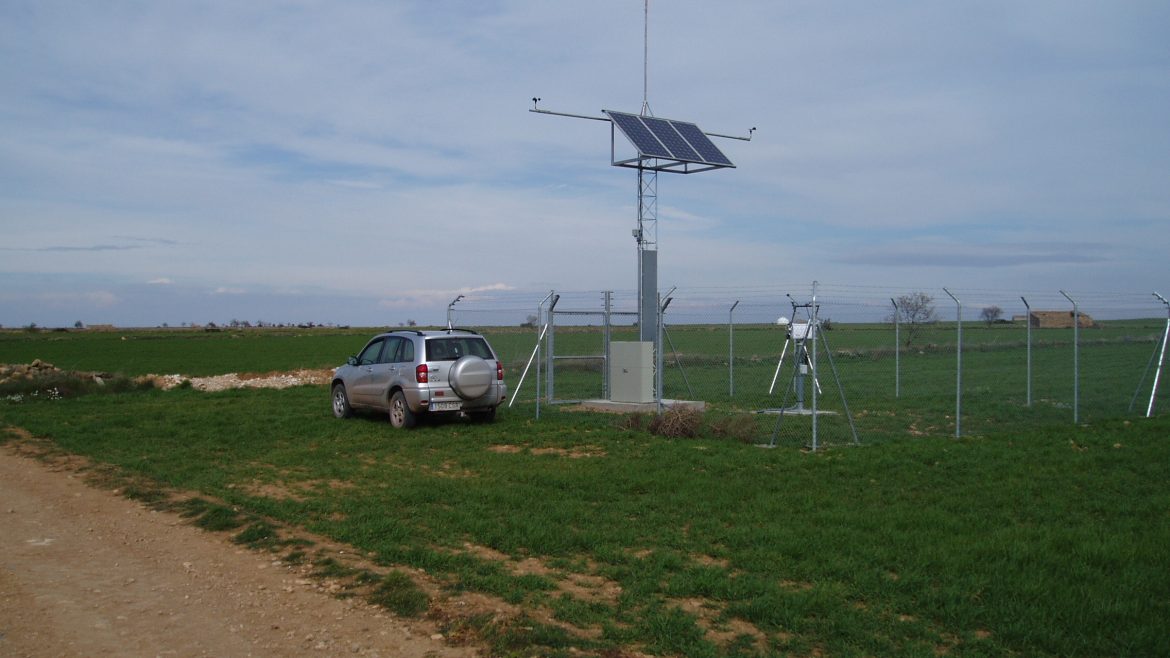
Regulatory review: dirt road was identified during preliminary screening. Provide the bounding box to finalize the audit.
[0,444,477,658]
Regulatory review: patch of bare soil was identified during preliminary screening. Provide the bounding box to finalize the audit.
[487,444,607,459]
[0,437,477,658]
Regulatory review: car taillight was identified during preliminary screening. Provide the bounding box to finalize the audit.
[416,364,429,383]
[496,360,504,381]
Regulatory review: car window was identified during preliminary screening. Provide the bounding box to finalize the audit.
[356,339,383,366]
[399,339,415,363]
[379,337,401,364]
[425,337,492,361]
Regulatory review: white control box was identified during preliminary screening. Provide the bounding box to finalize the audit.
[609,341,655,403]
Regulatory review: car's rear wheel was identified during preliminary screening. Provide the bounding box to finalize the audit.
[331,383,353,419]
[389,390,416,429]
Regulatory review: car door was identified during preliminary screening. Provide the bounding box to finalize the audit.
[350,338,385,405]
[363,336,403,409]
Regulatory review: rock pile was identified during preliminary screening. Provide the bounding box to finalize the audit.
[2,361,333,392]
[2,360,64,384]
[147,369,334,392]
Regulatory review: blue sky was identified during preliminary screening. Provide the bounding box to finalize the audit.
[2,1,1167,327]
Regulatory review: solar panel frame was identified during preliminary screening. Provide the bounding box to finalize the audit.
[604,109,735,171]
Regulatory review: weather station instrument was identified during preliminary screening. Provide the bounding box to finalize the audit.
[529,0,753,406]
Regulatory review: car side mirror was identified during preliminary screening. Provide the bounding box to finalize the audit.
[346,356,358,366]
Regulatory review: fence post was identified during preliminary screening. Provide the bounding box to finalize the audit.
[1021,296,1032,407]
[604,290,613,399]
[890,297,900,398]
[1060,290,1079,424]
[729,300,740,398]
[656,291,672,413]
[811,282,820,451]
[943,288,962,438]
[546,291,556,403]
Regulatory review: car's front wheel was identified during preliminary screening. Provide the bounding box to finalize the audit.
[331,383,353,419]
[388,390,417,429]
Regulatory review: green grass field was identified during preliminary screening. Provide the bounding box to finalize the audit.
[2,325,1169,656]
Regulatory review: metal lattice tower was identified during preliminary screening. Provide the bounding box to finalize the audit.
[636,167,657,340]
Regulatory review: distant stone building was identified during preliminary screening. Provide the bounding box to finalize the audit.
[1011,311,1095,329]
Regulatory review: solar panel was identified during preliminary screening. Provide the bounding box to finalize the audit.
[671,121,734,166]
[605,110,734,169]
[641,116,701,162]
[608,111,672,159]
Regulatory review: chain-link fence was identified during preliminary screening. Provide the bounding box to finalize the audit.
[451,285,1169,447]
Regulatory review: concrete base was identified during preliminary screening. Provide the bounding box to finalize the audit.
[575,399,706,414]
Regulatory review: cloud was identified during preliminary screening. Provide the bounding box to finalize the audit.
[212,287,246,295]
[147,277,174,285]
[377,283,517,309]
[838,241,1107,268]
[114,236,180,246]
[1,244,141,252]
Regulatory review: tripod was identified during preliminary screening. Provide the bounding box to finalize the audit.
[768,320,822,412]
[762,296,859,449]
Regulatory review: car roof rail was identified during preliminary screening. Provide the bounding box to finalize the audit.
[442,327,480,335]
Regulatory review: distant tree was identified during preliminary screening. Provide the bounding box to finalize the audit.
[980,305,1003,326]
[74,320,84,329]
[888,292,938,347]
[407,319,418,327]
[521,314,539,329]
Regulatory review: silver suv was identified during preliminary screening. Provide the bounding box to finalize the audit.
[331,329,506,428]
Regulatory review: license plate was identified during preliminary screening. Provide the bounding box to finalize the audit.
[430,401,462,412]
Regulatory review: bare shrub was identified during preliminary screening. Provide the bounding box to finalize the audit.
[648,406,703,439]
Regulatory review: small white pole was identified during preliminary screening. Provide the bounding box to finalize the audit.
[1148,292,1170,417]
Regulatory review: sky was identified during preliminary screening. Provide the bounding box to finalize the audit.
[2,1,1168,328]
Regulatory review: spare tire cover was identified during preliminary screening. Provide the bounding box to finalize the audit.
[448,355,492,400]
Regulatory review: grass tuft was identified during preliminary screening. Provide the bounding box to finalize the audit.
[232,520,280,549]
[367,570,430,617]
